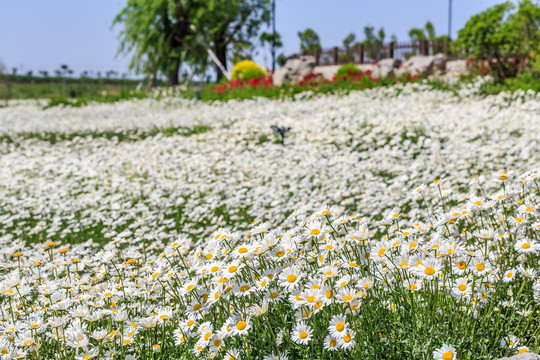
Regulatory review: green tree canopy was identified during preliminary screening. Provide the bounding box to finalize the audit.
[113,0,271,85]
[298,28,322,52]
[113,0,198,86]
[362,26,385,46]
[342,33,356,48]
[198,0,271,81]
[455,0,540,79]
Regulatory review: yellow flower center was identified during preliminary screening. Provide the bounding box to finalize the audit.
[330,339,337,347]
[187,320,194,326]
[476,263,485,271]
[236,321,247,330]
[458,284,466,291]
[270,292,279,298]
[299,331,308,339]
[336,322,345,331]
[287,274,297,283]
[377,248,386,257]
[457,261,466,269]
[343,295,353,302]
[521,243,530,249]
[310,229,321,236]
[214,339,221,347]
[211,266,219,272]
[204,332,211,341]
[326,290,333,299]
[307,296,316,303]
[238,248,248,254]
[424,267,436,275]
[240,285,249,292]
[519,348,528,354]
[344,334,352,343]
[442,352,454,360]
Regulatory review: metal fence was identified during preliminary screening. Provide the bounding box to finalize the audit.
[298,41,453,66]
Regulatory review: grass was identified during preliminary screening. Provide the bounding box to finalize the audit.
[0,78,141,100]
[0,124,211,144]
[478,73,540,95]
[42,89,149,109]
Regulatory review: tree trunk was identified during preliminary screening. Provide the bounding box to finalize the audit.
[167,57,181,86]
[214,36,228,83]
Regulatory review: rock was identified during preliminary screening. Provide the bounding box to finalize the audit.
[313,65,340,80]
[274,55,316,84]
[272,68,286,86]
[498,353,540,360]
[395,54,447,77]
[374,58,402,78]
[432,53,447,70]
[445,59,469,77]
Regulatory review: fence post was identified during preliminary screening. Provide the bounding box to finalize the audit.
[358,45,364,64]
[422,40,429,56]
[388,42,395,59]
[333,47,339,65]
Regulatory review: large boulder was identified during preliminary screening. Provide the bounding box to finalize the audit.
[313,65,340,80]
[273,55,316,85]
[395,53,447,77]
[498,353,540,360]
[374,58,402,78]
[445,59,469,77]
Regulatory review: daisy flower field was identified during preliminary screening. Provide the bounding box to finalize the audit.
[0,82,539,359]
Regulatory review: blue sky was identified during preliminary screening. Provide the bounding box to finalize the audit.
[0,0,506,78]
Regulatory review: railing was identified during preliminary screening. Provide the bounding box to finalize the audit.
[297,41,453,66]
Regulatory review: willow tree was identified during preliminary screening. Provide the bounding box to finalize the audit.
[114,0,271,85]
[198,0,271,81]
[113,0,198,86]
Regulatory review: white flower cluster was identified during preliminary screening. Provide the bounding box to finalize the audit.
[0,84,538,359]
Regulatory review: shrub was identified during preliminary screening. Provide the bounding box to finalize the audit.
[455,0,540,81]
[335,64,362,80]
[231,60,267,80]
